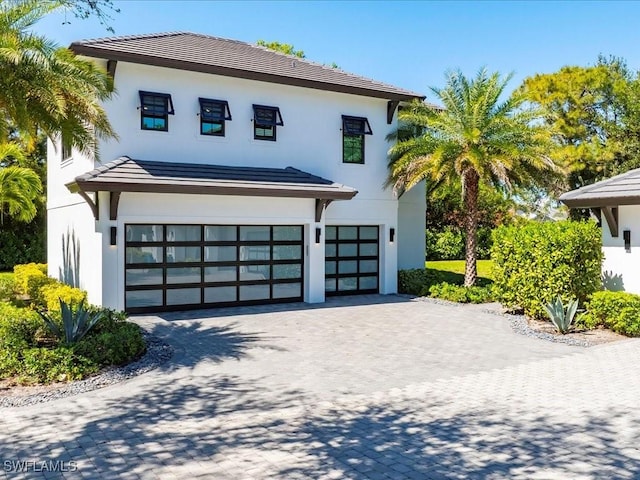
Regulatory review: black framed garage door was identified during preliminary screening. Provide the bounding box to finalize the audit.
[325,225,379,296]
[125,224,304,313]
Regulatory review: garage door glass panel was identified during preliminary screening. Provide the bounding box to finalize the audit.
[273,226,302,241]
[126,247,163,264]
[205,246,236,262]
[166,267,201,284]
[205,226,236,241]
[166,225,201,242]
[325,225,379,296]
[204,286,236,303]
[125,224,303,312]
[126,225,163,242]
[240,285,270,301]
[325,226,337,240]
[204,265,236,282]
[167,246,201,263]
[126,268,163,286]
[166,288,200,305]
[240,226,270,241]
[126,290,163,307]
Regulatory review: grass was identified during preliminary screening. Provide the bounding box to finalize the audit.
[426,260,494,282]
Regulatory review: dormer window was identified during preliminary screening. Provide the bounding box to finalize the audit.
[199,98,232,136]
[253,105,283,141]
[139,91,174,131]
[342,115,372,164]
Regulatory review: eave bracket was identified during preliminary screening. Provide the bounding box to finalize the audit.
[78,190,99,221]
[387,100,400,124]
[315,199,333,222]
[110,191,121,221]
[602,206,619,237]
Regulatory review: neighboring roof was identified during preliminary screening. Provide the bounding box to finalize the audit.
[70,32,424,101]
[560,168,640,207]
[66,156,358,201]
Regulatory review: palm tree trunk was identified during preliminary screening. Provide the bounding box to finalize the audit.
[463,169,480,287]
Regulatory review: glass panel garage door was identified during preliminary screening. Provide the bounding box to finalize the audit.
[125,224,303,313]
[325,225,379,295]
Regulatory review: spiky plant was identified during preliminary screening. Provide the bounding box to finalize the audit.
[387,68,560,286]
[38,300,105,345]
[543,296,581,334]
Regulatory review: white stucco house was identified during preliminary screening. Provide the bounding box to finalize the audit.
[560,169,640,294]
[47,32,426,313]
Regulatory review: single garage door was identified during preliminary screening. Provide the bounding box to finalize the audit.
[325,225,379,296]
[125,224,304,313]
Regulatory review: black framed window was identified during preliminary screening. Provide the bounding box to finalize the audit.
[253,105,283,141]
[61,137,72,162]
[199,98,232,136]
[139,91,174,131]
[342,115,372,164]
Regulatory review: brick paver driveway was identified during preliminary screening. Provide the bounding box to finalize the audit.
[2,295,640,479]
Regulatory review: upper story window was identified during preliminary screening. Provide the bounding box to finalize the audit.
[199,98,232,136]
[253,105,283,141]
[342,115,372,164]
[139,91,174,131]
[61,137,72,162]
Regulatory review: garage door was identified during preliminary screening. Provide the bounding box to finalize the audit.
[325,225,379,296]
[124,224,304,313]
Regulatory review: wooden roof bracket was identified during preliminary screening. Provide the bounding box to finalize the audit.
[315,199,333,222]
[78,189,99,221]
[387,100,400,124]
[107,59,117,78]
[109,191,121,221]
[602,206,619,237]
[590,207,602,228]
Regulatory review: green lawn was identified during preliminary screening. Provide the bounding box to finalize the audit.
[426,260,494,281]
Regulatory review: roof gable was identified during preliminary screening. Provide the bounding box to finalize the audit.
[70,32,424,101]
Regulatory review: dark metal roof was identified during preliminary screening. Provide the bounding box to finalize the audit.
[66,156,358,200]
[70,32,424,101]
[560,168,640,207]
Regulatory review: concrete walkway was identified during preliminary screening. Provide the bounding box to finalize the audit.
[2,295,640,479]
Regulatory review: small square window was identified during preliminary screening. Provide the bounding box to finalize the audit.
[342,115,372,164]
[199,98,231,136]
[253,105,283,141]
[139,91,174,132]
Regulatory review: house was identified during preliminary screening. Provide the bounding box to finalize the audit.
[47,32,426,313]
[560,168,640,294]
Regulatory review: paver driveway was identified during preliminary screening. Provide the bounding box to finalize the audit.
[2,295,640,479]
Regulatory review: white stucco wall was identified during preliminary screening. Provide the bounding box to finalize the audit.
[47,59,426,309]
[601,205,640,294]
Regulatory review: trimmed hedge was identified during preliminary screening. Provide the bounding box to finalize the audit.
[582,291,640,336]
[426,226,493,261]
[13,263,48,297]
[491,221,602,319]
[398,268,492,297]
[428,282,494,304]
[40,283,87,312]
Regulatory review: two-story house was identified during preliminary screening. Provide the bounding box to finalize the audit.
[47,32,426,313]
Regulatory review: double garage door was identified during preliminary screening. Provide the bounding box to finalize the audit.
[125,224,304,313]
[125,223,380,313]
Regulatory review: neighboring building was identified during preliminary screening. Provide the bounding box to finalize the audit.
[47,32,426,313]
[560,168,640,294]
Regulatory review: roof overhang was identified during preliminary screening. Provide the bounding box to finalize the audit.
[70,44,423,102]
[67,156,358,222]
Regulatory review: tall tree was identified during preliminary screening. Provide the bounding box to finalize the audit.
[0,0,116,157]
[388,69,558,286]
[256,40,305,58]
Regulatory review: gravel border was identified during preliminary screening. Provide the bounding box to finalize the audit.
[0,331,173,408]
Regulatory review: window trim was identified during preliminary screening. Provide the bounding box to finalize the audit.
[199,98,231,137]
[253,104,283,141]
[139,91,174,132]
[61,138,72,162]
[341,115,372,164]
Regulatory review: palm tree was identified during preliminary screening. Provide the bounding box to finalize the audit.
[0,143,42,224]
[0,0,116,156]
[387,69,558,286]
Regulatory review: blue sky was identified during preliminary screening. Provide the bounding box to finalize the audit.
[33,1,640,101]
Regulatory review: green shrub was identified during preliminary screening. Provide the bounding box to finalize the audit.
[426,226,494,261]
[0,214,46,271]
[13,263,48,296]
[0,303,44,350]
[581,291,640,336]
[491,221,602,319]
[0,275,15,301]
[75,322,145,366]
[428,282,494,304]
[399,268,492,296]
[20,347,97,384]
[40,283,87,312]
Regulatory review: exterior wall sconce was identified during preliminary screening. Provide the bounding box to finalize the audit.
[390,227,395,243]
[315,227,321,244]
[624,229,631,252]
[110,226,117,246]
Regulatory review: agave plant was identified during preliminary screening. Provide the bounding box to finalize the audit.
[38,300,105,344]
[542,296,581,334]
